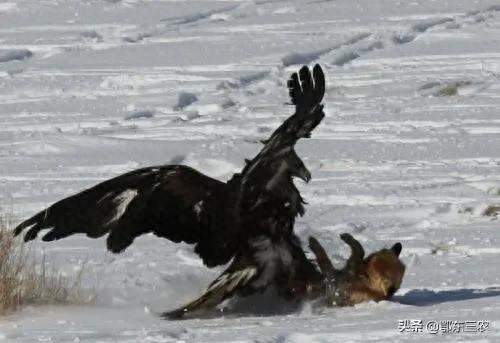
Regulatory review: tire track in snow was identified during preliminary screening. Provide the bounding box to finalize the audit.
[123,4,242,43]
[281,4,500,69]
[351,5,500,66]
[0,49,33,63]
[163,5,241,26]
[207,33,374,103]
[332,41,384,67]
[281,32,372,67]
[216,71,271,90]
[392,4,500,45]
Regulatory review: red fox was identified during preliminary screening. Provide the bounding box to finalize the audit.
[308,233,405,306]
[163,233,405,319]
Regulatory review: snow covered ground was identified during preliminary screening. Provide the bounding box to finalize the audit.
[1,0,500,341]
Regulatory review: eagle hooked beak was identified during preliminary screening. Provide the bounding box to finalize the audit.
[295,166,311,183]
[287,149,311,183]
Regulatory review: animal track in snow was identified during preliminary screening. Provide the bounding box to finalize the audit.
[288,3,500,70]
[216,71,271,90]
[392,4,500,45]
[281,32,371,67]
[0,49,33,63]
[123,4,242,43]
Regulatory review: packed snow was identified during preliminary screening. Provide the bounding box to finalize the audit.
[1,0,500,342]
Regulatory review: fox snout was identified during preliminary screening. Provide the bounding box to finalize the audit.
[311,235,406,307]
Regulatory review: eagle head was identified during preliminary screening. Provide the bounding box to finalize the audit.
[286,148,311,183]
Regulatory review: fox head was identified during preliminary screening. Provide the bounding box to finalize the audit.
[308,235,406,306]
[364,242,405,299]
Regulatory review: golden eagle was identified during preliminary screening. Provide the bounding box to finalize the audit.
[15,65,327,319]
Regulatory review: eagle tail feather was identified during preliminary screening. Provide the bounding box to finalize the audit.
[161,267,257,320]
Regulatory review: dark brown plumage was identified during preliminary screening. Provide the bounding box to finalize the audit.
[15,65,327,318]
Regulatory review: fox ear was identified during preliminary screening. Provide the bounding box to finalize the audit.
[391,242,402,257]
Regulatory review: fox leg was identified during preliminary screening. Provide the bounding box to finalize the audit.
[339,233,365,276]
[308,236,336,279]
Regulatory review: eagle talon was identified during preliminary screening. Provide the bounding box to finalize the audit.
[14,65,329,319]
[317,233,406,307]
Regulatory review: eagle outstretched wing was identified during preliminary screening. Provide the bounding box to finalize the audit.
[15,65,327,316]
[15,64,325,259]
[237,64,325,226]
[162,65,327,318]
[240,64,325,181]
[14,165,237,267]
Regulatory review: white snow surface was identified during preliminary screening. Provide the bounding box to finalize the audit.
[1,0,500,341]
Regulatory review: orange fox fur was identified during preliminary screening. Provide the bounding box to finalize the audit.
[308,234,405,306]
[339,246,405,305]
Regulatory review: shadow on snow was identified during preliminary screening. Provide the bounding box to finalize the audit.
[394,287,500,306]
